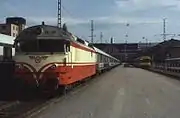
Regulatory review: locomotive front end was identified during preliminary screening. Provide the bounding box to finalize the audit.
[14,54,67,92]
[13,24,71,92]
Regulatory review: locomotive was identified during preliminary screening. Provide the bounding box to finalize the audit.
[133,56,152,68]
[13,23,120,93]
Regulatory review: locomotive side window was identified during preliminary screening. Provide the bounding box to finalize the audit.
[64,42,70,52]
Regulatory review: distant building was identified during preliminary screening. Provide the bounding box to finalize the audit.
[0,17,26,37]
[0,33,15,60]
[138,42,158,50]
[140,39,180,62]
[93,42,157,62]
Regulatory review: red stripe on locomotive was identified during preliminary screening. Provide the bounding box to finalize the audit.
[15,62,96,86]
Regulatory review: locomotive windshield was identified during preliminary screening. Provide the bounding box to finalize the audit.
[16,39,70,53]
[140,59,151,63]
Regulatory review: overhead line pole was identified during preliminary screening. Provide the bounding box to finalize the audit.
[89,20,96,43]
[58,0,62,28]
[100,32,103,43]
[163,18,166,41]
[91,20,94,43]
[124,23,130,62]
[155,18,176,41]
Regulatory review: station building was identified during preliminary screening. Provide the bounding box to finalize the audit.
[93,42,157,63]
[0,33,15,61]
[0,17,26,37]
[137,39,180,62]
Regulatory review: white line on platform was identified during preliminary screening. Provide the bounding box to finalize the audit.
[110,88,125,118]
[119,88,125,95]
[145,98,151,105]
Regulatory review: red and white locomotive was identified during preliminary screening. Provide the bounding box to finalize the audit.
[13,23,120,92]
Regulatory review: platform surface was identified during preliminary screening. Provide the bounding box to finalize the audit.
[34,66,180,118]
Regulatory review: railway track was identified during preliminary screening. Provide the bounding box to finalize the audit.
[0,69,113,118]
[0,83,87,118]
[0,101,20,111]
[0,100,46,118]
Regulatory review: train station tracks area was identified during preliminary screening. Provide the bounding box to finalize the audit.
[2,1,180,118]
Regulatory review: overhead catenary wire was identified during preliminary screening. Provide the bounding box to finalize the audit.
[61,4,95,43]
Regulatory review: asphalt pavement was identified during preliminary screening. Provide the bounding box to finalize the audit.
[33,66,180,118]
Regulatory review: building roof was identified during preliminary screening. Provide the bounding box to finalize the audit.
[144,39,180,53]
[93,43,139,52]
[0,33,14,47]
[134,39,180,60]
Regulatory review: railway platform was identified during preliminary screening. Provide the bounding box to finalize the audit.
[28,66,180,118]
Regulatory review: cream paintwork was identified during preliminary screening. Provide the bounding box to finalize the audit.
[70,46,96,64]
[14,54,66,72]
[14,45,97,72]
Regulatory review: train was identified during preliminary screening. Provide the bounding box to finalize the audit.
[133,56,152,68]
[13,23,120,93]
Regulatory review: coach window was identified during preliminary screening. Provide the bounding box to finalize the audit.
[101,55,103,62]
[102,55,105,63]
[100,54,102,62]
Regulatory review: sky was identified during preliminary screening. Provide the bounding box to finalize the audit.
[1,0,180,43]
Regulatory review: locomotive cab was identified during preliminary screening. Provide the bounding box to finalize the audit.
[13,25,72,93]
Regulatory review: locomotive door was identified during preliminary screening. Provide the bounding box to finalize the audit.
[66,42,73,69]
[69,51,73,68]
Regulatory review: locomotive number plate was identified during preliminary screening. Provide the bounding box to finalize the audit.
[29,56,48,63]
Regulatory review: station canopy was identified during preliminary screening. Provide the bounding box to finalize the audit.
[0,34,15,47]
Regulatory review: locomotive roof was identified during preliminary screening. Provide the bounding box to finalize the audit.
[15,25,74,41]
[15,24,96,48]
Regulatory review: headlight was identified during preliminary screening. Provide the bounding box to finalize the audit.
[15,64,24,69]
[50,64,58,69]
